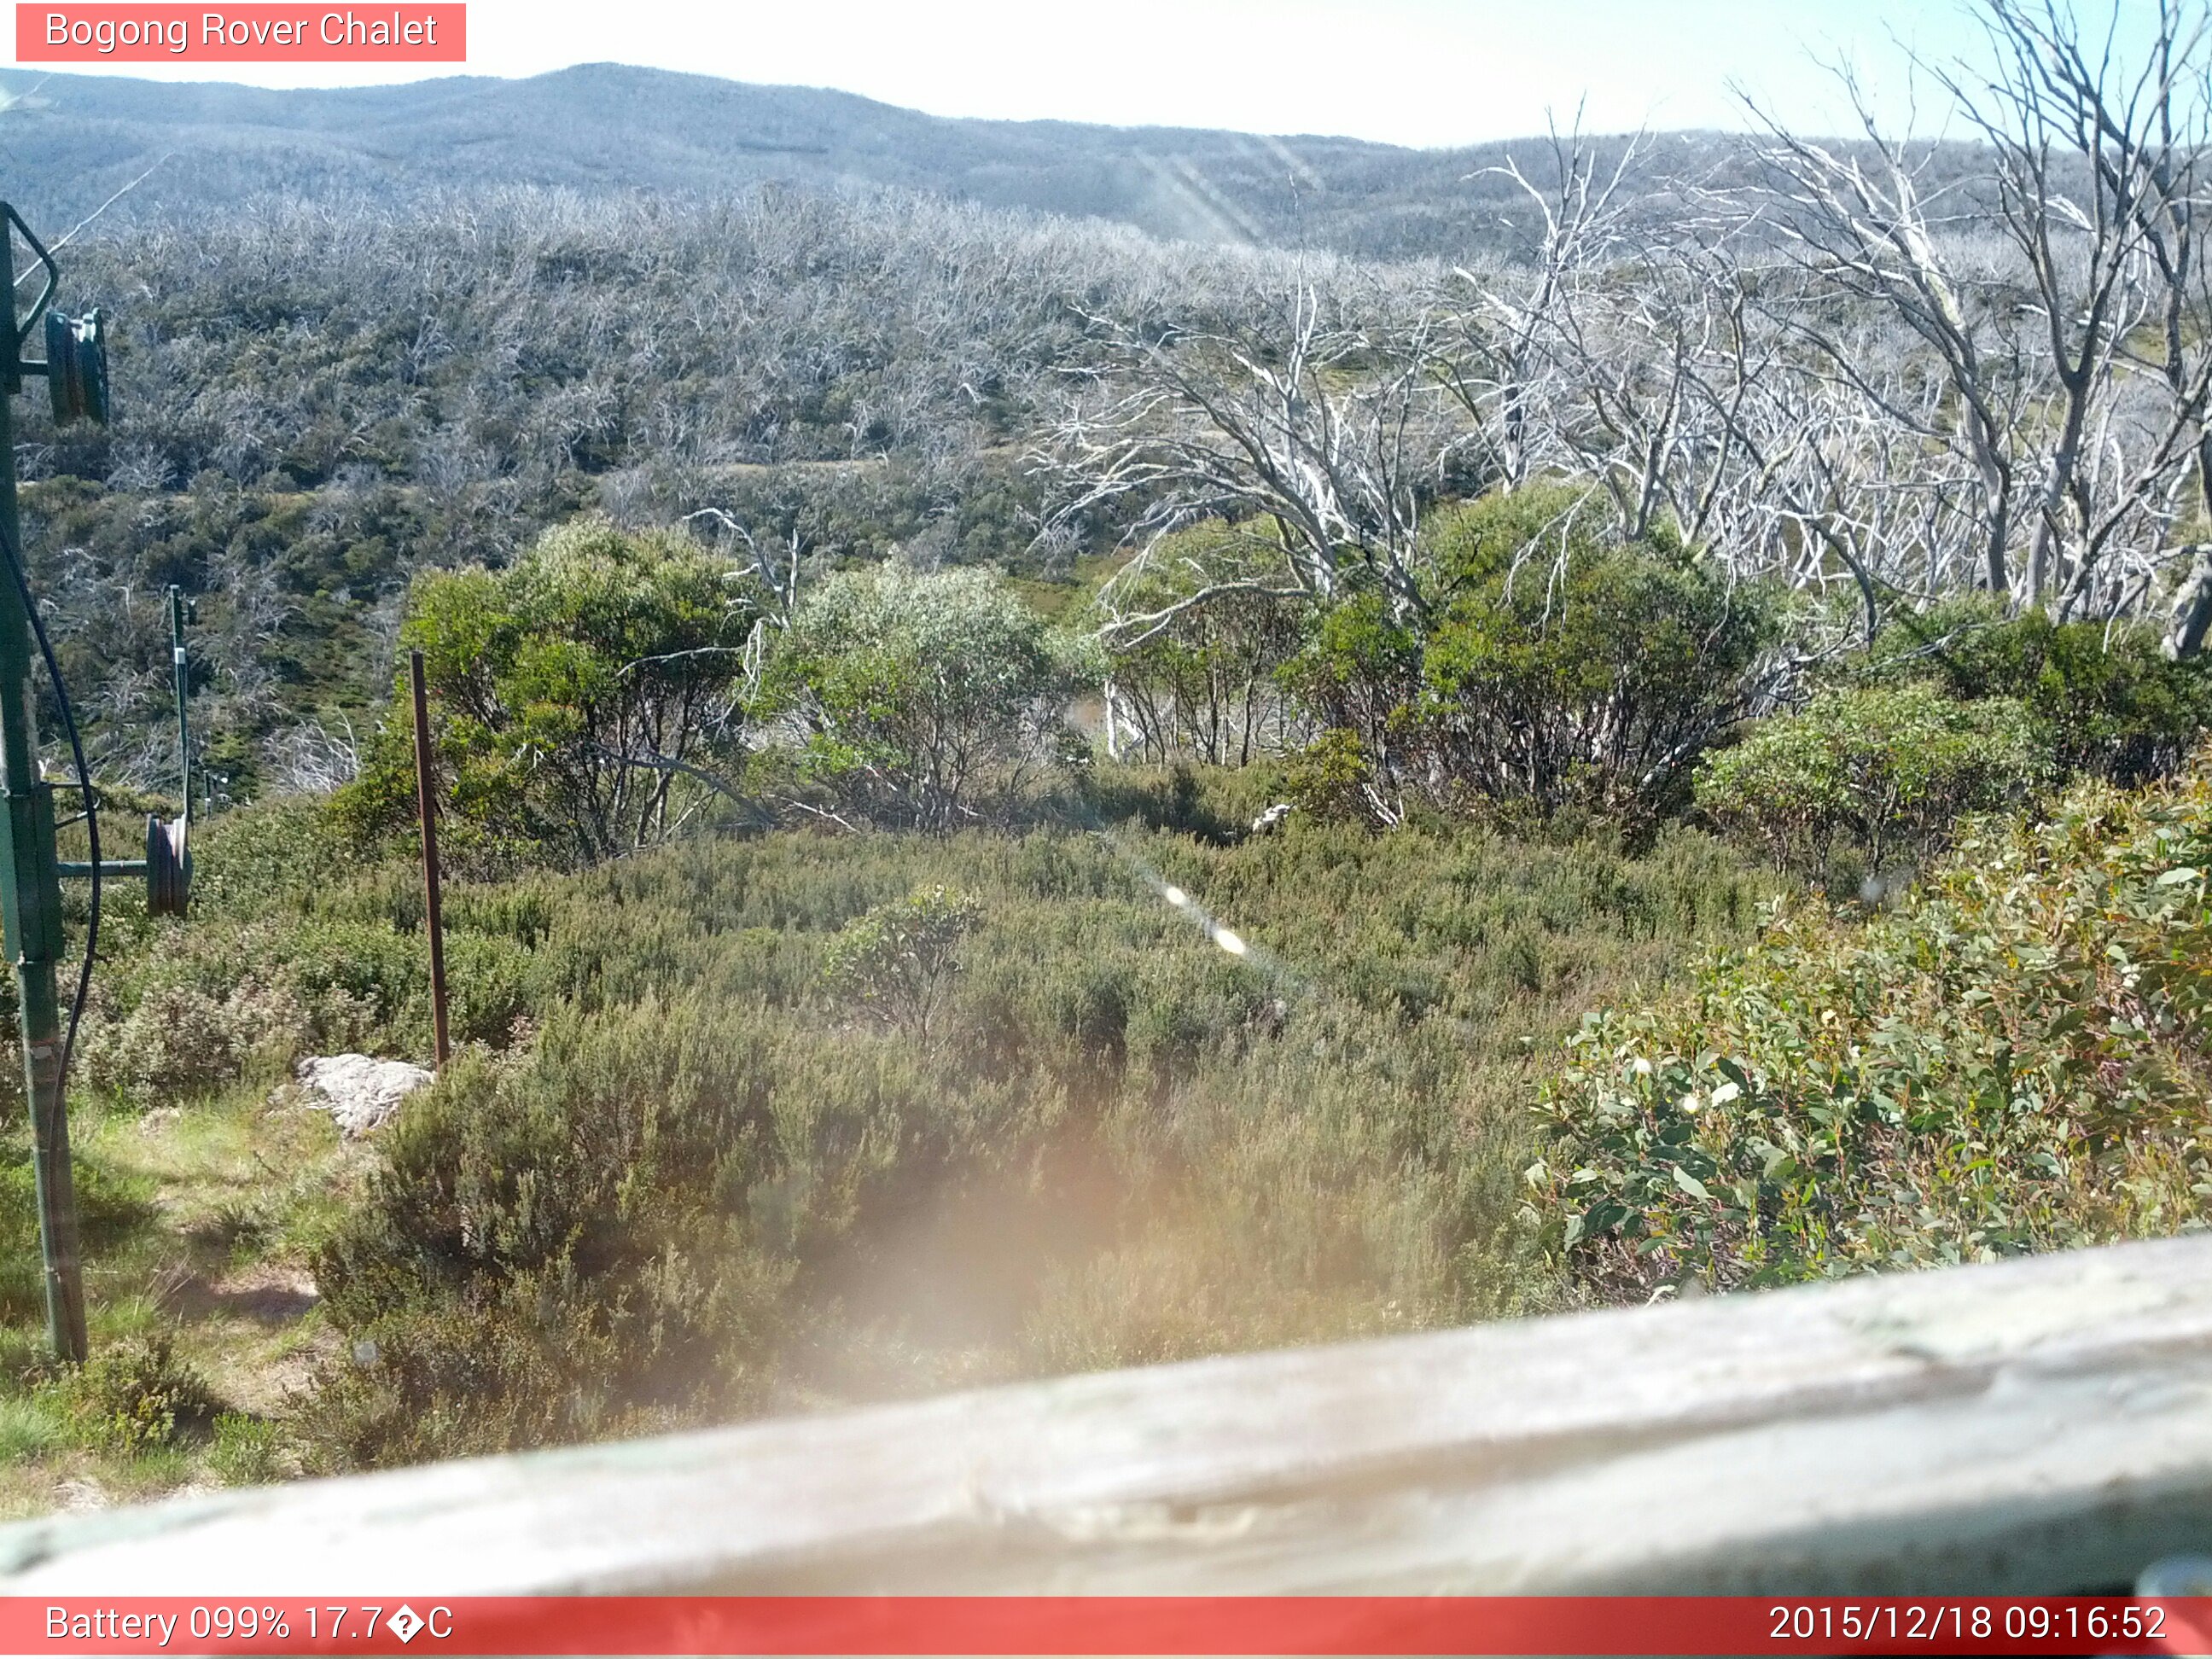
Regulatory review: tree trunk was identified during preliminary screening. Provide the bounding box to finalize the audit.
[2163,544,2212,660]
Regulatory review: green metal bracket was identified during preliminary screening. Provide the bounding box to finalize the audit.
[2,205,55,400]
[170,585,190,830]
[0,203,85,1361]
[0,205,141,1364]
[52,590,190,915]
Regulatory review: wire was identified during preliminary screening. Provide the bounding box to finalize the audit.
[0,515,96,1097]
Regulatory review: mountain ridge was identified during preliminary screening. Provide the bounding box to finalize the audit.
[0,61,1688,257]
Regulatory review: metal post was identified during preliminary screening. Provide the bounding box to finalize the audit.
[168,586,189,824]
[0,220,84,1361]
[410,650,450,1068]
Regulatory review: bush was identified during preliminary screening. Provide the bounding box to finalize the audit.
[0,1394,64,1462]
[1535,757,2212,1301]
[1860,601,2212,786]
[306,1000,899,1464]
[206,1412,290,1486]
[1074,760,1291,842]
[1087,522,1304,765]
[819,886,982,1039]
[760,562,1074,830]
[1285,728,1388,827]
[300,813,1773,1467]
[80,977,311,1107]
[333,517,759,870]
[1288,487,1778,827]
[68,1335,221,1454]
[1694,684,2046,880]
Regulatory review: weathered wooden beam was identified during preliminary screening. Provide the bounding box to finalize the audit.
[6,1235,2212,1594]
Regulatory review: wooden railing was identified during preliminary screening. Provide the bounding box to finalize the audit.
[4,1234,2212,1594]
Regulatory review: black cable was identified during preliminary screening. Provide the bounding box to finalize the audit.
[0,516,96,1098]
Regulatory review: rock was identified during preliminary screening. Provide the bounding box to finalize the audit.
[295,1053,434,1138]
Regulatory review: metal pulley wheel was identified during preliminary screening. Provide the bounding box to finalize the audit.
[145,812,189,917]
[44,309,108,427]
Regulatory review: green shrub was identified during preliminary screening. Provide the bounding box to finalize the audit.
[1864,602,2212,786]
[1416,490,1777,819]
[1535,758,2212,1301]
[206,1412,289,1486]
[1072,760,1289,841]
[1285,729,1387,827]
[1087,522,1304,765]
[819,886,982,1039]
[81,977,311,1107]
[1694,684,2046,879]
[186,800,344,919]
[333,517,759,871]
[1288,487,1778,827]
[759,562,1074,830]
[0,1394,64,1463]
[300,813,1773,1467]
[68,1335,220,1454]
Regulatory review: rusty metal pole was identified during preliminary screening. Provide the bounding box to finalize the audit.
[409,650,450,1068]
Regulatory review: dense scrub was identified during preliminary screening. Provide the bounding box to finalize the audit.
[299,800,1767,1464]
[1536,754,2212,1301]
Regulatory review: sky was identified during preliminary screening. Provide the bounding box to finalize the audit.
[6,1,2127,148]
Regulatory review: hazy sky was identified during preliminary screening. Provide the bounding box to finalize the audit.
[10,1,2107,147]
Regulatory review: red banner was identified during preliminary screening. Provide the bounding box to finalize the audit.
[3,1597,2212,1656]
[14,5,464,62]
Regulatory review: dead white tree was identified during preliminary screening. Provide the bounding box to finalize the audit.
[1037,266,1452,628]
[1743,0,2212,641]
[1429,122,1646,497]
[1938,0,2212,617]
[1742,67,2029,601]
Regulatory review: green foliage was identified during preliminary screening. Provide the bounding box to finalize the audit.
[1287,487,1778,827]
[1535,759,2212,1300]
[73,796,554,1100]
[1695,684,2046,879]
[182,798,345,917]
[1090,524,1303,765]
[761,562,1074,830]
[0,1395,65,1464]
[1069,760,1295,845]
[298,805,1771,1467]
[1416,488,1778,818]
[206,1413,290,1487]
[1286,728,1386,827]
[1862,601,2212,786]
[1278,592,1423,824]
[67,1335,221,1455]
[80,973,311,1109]
[333,518,756,870]
[820,886,983,1039]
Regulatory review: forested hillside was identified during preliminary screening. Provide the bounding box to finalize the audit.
[17,189,1202,794]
